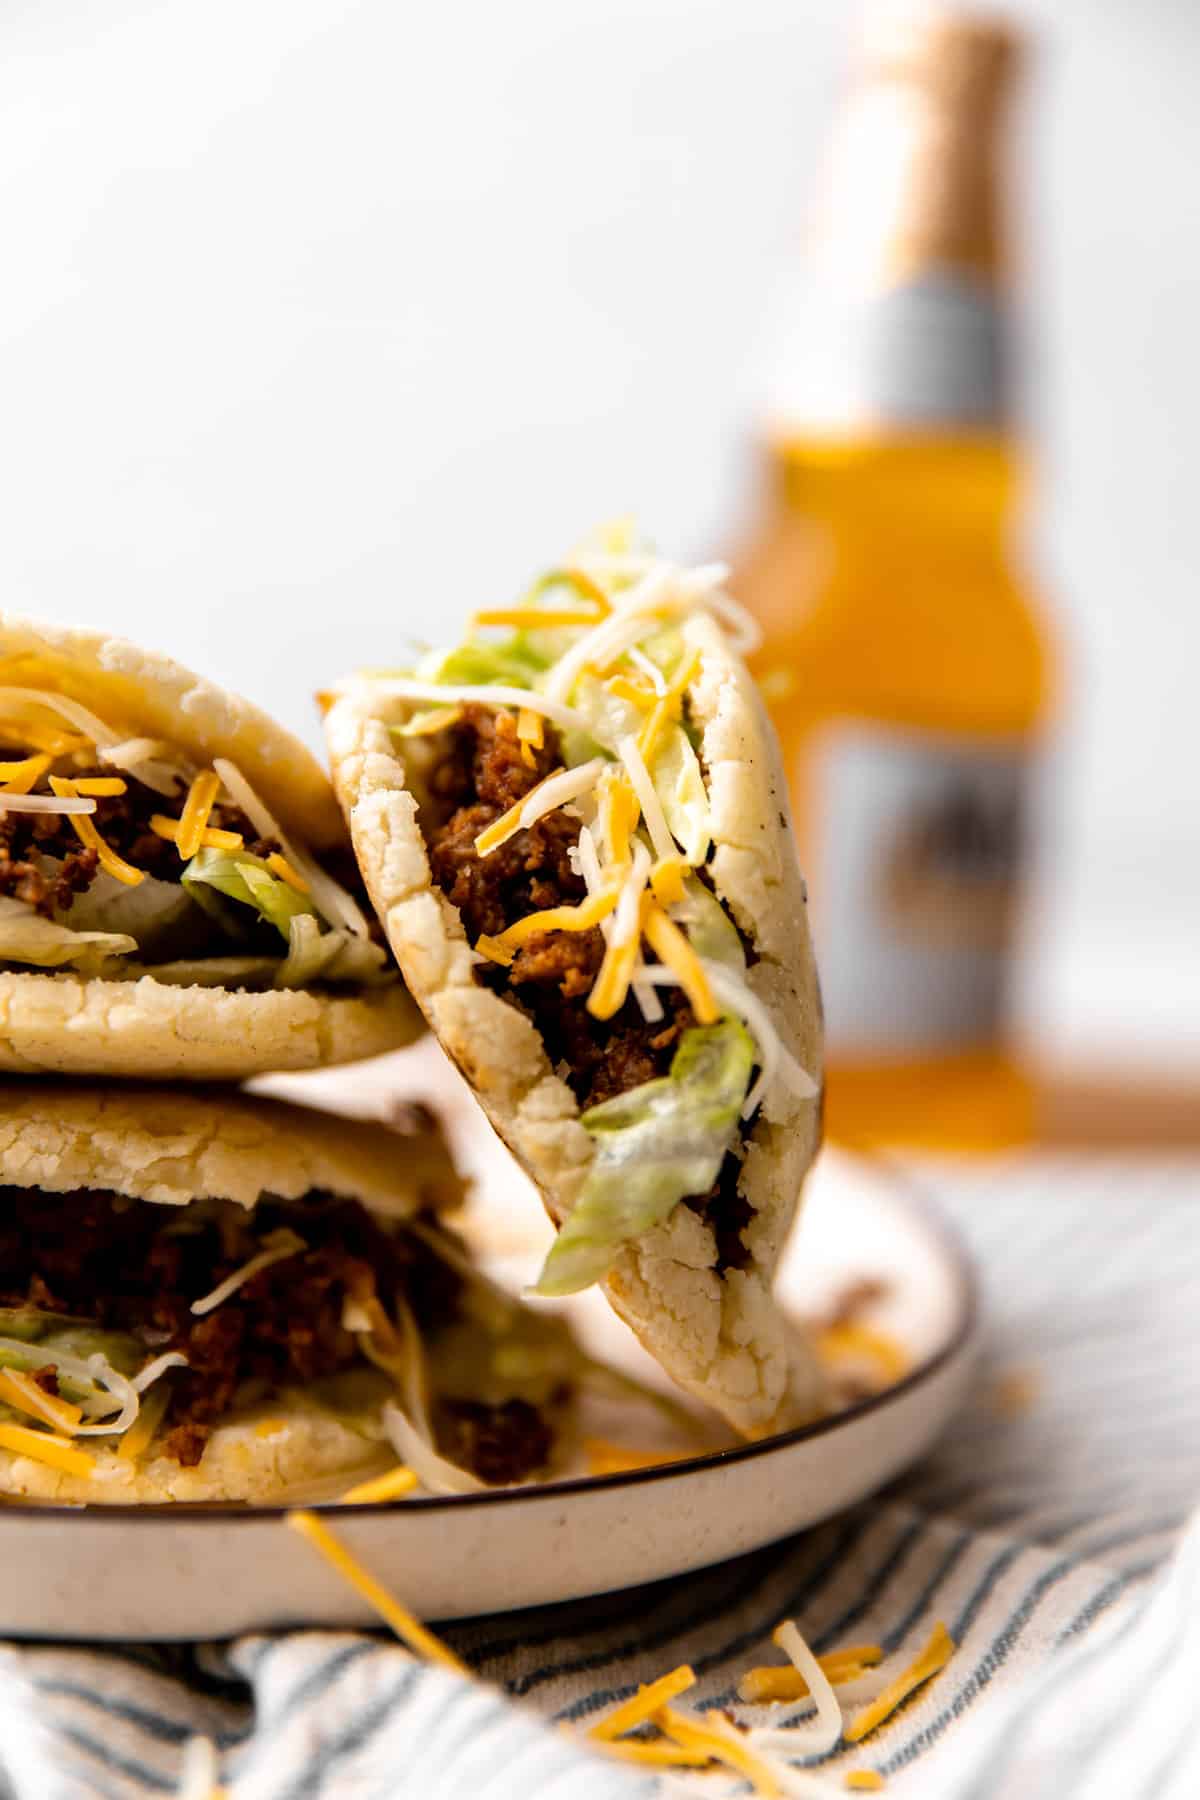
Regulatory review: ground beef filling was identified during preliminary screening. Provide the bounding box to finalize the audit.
[0,764,277,918]
[426,706,754,1269]
[0,1190,549,1484]
[0,757,387,958]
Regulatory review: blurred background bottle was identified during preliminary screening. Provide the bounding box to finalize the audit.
[731,8,1052,1151]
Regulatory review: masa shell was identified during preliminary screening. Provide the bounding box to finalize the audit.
[325,611,824,1437]
[0,614,422,1075]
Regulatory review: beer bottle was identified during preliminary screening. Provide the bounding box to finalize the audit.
[732,10,1052,1148]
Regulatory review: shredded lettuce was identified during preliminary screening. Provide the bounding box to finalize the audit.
[50,867,212,962]
[672,876,746,972]
[0,896,136,974]
[652,727,711,865]
[535,1019,755,1295]
[181,848,315,942]
[274,914,391,989]
[416,638,547,689]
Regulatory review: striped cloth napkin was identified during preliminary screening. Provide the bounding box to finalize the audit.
[6,1153,1199,1800]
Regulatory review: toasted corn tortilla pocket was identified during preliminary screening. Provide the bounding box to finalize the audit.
[0,1083,582,1503]
[326,602,825,1438]
[0,615,421,1077]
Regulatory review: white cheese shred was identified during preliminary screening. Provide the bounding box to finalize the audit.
[190,1229,305,1317]
[617,735,676,861]
[214,758,372,939]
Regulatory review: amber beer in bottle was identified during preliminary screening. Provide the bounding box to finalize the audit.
[732,12,1051,1148]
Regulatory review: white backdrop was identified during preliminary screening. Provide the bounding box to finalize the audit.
[1,0,1196,1063]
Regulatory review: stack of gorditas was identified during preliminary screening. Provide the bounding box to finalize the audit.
[0,538,823,1505]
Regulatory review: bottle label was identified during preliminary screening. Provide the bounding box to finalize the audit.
[811,724,1027,1053]
[768,267,1007,433]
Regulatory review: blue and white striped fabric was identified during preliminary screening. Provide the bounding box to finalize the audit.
[5,1153,1199,1800]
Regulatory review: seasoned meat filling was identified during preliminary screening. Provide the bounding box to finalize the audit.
[425,706,753,1268]
[0,1190,551,1481]
[0,767,275,915]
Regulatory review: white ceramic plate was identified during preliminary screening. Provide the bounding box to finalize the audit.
[0,1133,976,1640]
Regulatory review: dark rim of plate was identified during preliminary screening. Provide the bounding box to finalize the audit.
[0,1157,978,1521]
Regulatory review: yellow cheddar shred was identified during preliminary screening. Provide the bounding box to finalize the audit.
[48,778,145,886]
[471,607,600,631]
[0,1423,94,1479]
[266,852,310,894]
[599,773,641,867]
[175,769,222,860]
[516,707,544,768]
[476,890,619,967]
[0,1369,83,1434]
[657,1707,780,1797]
[0,753,53,794]
[589,1665,697,1741]
[605,675,656,709]
[117,1384,170,1462]
[597,1740,710,1768]
[642,904,718,1024]
[649,856,688,907]
[473,765,567,856]
[150,815,242,853]
[845,1774,886,1792]
[817,1324,910,1387]
[738,1645,883,1704]
[586,916,646,1022]
[70,777,127,797]
[844,1623,955,1744]
[339,1465,419,1505]
[286,1510,471,1675]
[583,1439,693,1476]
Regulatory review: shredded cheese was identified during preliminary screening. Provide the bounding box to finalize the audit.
[817,1324,910,1388]
[627,645,667,693]
[175,770,222,860]
[214,758,371,940]
[69,777,127,797]
[339,1465,419,1505]
[583,1439,689,1476]
[150,815,242,852]
[616,735,675,861]
[117,1383,170,1462]
[190,1229,305,1316]
[0,753,52,794]
[351,678,590,739]
[605,674,656,709]
[516,707,544,768]
[0,792,96,815]
[266,852,310,894]
[0,687,121,751]
[649,855,688,907]
[756,1620,844,1756]
[475,758,607,858]
[703,961,819,1117]
[657,1707,780,1797]
[587,872,650,1021]
[589,1665,697,1741]
[0,1422,94,1478]
[596,1740,710,1768]
[286,1510,471,1674]
[844,1623,955,1744]
[845,1774,885,1792]
[471,606,600,630]
[643,904,719,1024]
[476,890,619,968]
[0,1368,83,1433]
[737,1644,884,1704]
[48,777,145,885]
